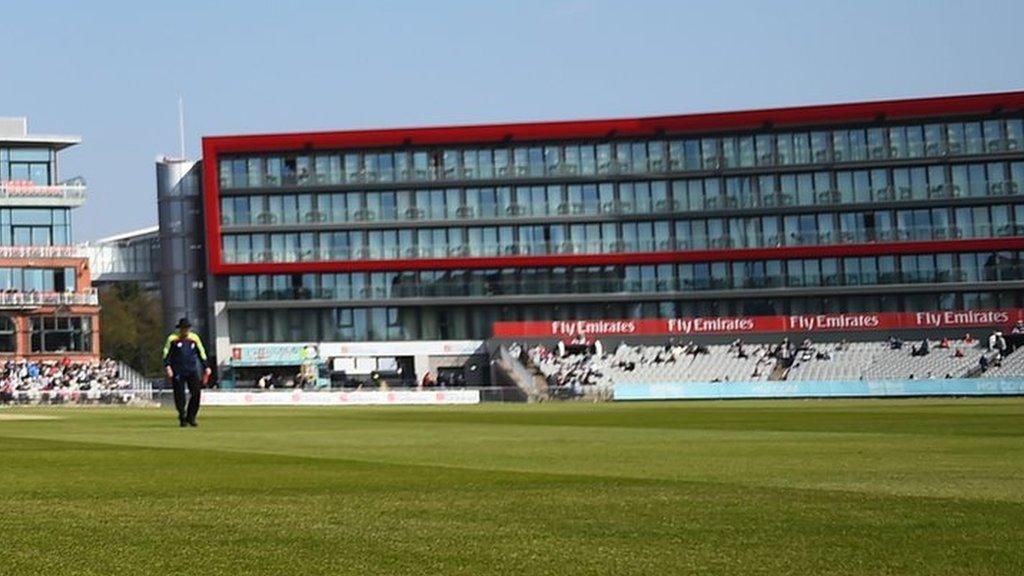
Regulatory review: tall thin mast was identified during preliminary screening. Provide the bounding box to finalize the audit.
[178,95,186,159]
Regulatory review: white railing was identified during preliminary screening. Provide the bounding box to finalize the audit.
[500,345,545,401]
[0,290,98,307]
[0,182,87,201]
[0,245,88,259]
[115,361,153,399]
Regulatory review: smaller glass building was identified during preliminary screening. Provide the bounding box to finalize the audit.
[0,117,99,359]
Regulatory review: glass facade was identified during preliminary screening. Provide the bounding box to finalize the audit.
[221,202,1024,263]
[220,160,1024,226]
[0,267,76,292]
[223,251,1024,302]
[217,118,1024,189]
[0,209,72,246]
[0,148,54,185]
[29,316,92,353]
[0,316,14,352]
[211,107,1024,344]
[217,153,1024,264]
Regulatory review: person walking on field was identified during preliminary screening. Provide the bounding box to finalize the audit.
[163,318,211,427]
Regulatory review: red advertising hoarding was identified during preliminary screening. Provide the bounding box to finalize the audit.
[492,309,1024,338]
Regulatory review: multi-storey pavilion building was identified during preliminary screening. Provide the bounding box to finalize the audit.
[194,91,1024,385]
[0,117,98,360]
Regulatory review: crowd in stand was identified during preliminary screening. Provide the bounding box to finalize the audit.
[734,340,779,379]
[256,372,314,390]
[522,336,779,392]
[978,330,1013,373]
[612,339,703,370]
[773,337,862,363]
[785,330,1019,379]
[511,325,1024,392]
[0,359,133,405]
[527,339,606,395]
[608,338,777,379]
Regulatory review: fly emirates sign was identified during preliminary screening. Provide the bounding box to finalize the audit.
[667,317,757,334]
[546,317,758,337]
[786,314,881,331]
[493,309,1023,338]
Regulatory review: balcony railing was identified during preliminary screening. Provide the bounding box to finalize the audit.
[0,181,87,203]
[219,221,1024,265]
[0,290,99,307]
[0,245,88,259]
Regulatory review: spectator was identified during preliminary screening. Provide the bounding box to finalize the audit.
[989,331,1007,355]
[0,359,131,405]
[508,342,523,360]
[420,371,435,389]
[528,342,607,396]
[737,346,748,359]
[774,338,793,360]
[911,340,930,357]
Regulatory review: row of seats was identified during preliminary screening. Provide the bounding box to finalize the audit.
[981,349,1024,377]
[602,343,776,383]
[787,340,993,381]
[524,337,1024,388]
[530,342,776,388]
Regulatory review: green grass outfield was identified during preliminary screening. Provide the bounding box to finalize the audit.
[1,399,1023,575]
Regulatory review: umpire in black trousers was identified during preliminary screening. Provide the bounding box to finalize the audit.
[162,318,212,427]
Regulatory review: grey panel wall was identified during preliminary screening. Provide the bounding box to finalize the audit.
[155,158,213,346]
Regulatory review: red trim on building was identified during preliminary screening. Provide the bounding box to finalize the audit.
[202,137,224,274]
[202,90,1024,276]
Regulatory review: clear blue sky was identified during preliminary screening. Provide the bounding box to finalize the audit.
[2,0,1021,241]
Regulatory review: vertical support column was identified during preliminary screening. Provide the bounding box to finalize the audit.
[14,315,31,358]
[214,301,231,375]
[91,310,101,359]
[413,354,430,384]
